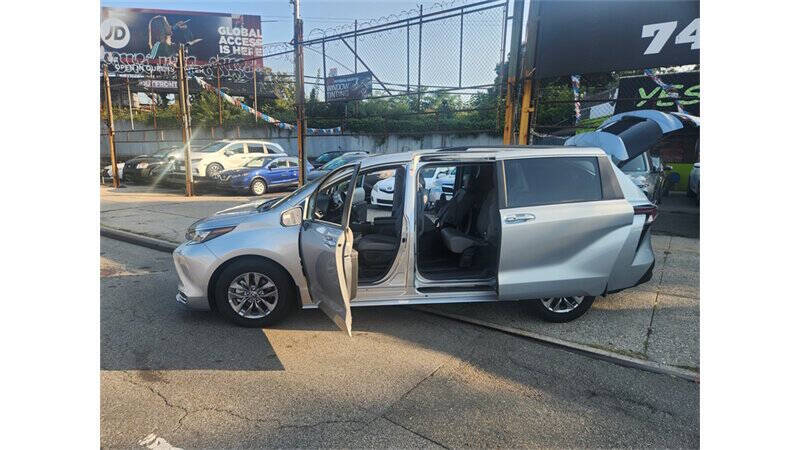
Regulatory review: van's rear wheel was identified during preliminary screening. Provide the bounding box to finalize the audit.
[214,258,295,327]
[524,295,595,323]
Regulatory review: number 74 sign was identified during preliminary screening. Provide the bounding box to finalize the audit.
[642,18,700,55]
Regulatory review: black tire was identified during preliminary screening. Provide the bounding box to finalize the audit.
[206,163,224,178]
[523,295,596,323]
[214,257,296,327]
[250,178,268,196]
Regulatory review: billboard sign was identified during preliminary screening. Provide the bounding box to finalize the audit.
[325,72,373,102]
[615,71,699,116]
[529,0,699,79]
[100,7,263,79]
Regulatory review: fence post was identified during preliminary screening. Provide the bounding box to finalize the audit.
[102,65,120,188]
[417,4,423,111]
[458,8,464,88]
[126,77,135,130]
[406,19,410,93]
[253,62,258,124]
[322,40,328,101]
[217,65,223,126]
[151,93,158,130]
[354,20,358,73]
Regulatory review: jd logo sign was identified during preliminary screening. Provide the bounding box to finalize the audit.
[100,18,130,49]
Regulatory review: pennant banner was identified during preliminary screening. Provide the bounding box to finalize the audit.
[193,76,342,134]
[570,75,581,125]
[643,69,687,114]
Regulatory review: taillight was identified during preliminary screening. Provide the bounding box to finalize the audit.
[633,204,658,225]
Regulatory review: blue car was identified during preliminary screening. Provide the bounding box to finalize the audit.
[216,156,312,195]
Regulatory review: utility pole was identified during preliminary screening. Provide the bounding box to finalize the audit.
[517,0,542,145]
[293,0,306,186]
[126,77,135,130]
[103,65,120,188]
[502,0,525,144]
[177,45,194,196]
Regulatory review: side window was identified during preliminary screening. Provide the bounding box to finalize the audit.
[311,167,356,225]
[288,160,298,167]
[504,157,602,207]
[226,144,245,155]
[247,143,265,154]
[265,144,283,154]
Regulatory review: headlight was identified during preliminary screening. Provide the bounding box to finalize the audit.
[185,226,236,244]
[136,162,149,169]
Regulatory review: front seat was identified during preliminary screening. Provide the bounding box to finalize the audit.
[440,188,498,267]
[355,170,405,266]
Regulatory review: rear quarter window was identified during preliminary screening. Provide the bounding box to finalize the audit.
[504,157,603,207]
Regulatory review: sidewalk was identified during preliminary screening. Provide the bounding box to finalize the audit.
[101,185,699,371]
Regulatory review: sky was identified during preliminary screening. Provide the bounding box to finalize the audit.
[101,0,456,45]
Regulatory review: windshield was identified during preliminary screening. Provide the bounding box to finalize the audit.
[621,154,648,172]
[320,154,361,171]
[315,152,340,164]
[152,149,172,158]
[261,178,322,211]
[196,141,229,153]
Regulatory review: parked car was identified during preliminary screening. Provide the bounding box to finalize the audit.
[173,146,658,333]
[372,166,455,207]
[122,147,183,183]
[687,162,699,204]
[216,156,313,196]
[305,151,369,181]
[565,110,699,204]
[308,150,348,169]
[101,162,125,182]
[174,139,288,179]
[617,152,671,204]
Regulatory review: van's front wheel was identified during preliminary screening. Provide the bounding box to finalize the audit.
[524,295,595,323]
[214,258,295,327]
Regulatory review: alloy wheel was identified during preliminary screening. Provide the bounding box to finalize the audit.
[540,296,584,314]
[227,272,279,319]
[252,180,266,195]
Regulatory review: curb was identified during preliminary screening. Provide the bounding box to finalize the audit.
[100,227,179,253]
[101,226,699,383]
[412,306,700,383]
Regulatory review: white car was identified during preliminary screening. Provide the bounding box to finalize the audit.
[101,162,125,182]
[371,166,455,207]
[177,140,287,178]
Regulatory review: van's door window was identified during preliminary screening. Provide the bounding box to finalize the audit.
[504,157,602,207]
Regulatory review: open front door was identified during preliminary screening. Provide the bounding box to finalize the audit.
[299,164,361,335]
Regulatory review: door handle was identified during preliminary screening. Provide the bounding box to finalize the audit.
[323,236,338,247]
[504,213,535,224]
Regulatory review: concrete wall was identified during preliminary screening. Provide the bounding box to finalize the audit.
[101,120,503,160]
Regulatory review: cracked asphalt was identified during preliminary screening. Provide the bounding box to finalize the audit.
[101,237,699,448]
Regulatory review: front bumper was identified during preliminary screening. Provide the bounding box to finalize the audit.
[173,241,219,310]
[371,189,394,207]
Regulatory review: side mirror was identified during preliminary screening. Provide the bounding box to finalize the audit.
[280,207,303,227]
[664,165,673,171]
[224,150,234,157]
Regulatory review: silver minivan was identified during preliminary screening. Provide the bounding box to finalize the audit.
[173,146,657,334]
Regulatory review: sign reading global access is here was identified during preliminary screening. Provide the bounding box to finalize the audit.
[100,7,263,79]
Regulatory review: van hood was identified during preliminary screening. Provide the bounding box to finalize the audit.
[189,198,279,231]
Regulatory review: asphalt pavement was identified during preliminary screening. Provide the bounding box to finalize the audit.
[101,237,699,448]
